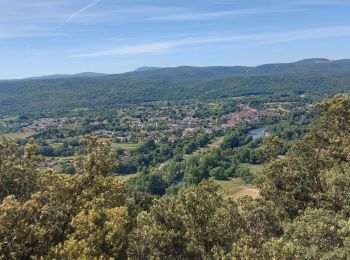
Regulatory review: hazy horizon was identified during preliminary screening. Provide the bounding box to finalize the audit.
[2,57,350,80]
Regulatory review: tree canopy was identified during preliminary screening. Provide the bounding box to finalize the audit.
[1,96,350,259]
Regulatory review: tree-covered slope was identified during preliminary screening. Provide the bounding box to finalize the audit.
[0,97,350,259]
[193,72,350,98]
[1,58,350,115]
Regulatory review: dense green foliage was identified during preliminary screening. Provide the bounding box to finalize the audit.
[0,97,350,259]
[1,59,350,116]
[125,127,264,195]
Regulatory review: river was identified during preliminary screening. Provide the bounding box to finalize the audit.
[248,126,267,140]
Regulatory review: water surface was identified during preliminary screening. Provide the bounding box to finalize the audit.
[248,126,267,140]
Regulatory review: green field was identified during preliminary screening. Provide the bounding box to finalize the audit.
[70,107,90,112]
[0,116,18,122]
[116,173,137,182]
[184,136,224,158]
[51,143,63,149]
[53,156,75,161]
[240,163,264,174]
[111,142,138,151]
[1,131,35,139]
[215,163,264,200]
[215,178,259,200]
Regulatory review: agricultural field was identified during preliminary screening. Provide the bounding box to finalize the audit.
[111,142,138,151]
[215,178,259,199]
[1,131,35,139]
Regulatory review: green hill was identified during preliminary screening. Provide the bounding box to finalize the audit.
[1,58,350,116]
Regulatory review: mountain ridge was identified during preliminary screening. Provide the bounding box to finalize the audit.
[26,72,108,80]
[4,58,350,81]
[0,58,350,116]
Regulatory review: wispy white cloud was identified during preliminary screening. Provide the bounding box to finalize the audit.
[61,0,103,25]
[149,8,301,21]
[72,42,173,57]
[0,0,68,20]
[0,25,62,39]
[0,0,105,36]
[70,36,246,57]
[70,25,350,57]
[0,2,299,29]
[258,25,350,44]
[0,0,347,40]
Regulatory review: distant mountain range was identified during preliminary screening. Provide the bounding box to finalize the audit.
[26,72,107,80]
[19,67,159,80]
[9,58,350,81]
[0,58,350,116]
[134,67,162,72]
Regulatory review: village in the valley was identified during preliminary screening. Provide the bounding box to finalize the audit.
[0,99,287,171]
[13,101,280,143]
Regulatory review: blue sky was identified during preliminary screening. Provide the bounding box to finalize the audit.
[0,0,350,79]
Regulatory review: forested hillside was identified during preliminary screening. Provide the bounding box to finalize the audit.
[0,96,349,259]
[1,59,350,116]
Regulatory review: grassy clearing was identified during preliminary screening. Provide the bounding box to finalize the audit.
[51,143,63,149]
[240,163,264,175]
[116,173,137,182]
[216,178,256,195]
[111,142,138,151]
[184,136,224,158]
[229,95,256,100]
[1,131,35,139]
[232,188,260,200]
[70,107,90,112]
[0,116,18,122]
[199,136,224,152]
[54,156,75,161]
[215,178,259,200]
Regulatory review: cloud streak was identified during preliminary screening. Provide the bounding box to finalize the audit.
[149,8,302,21]
[0,0,106,37]
[63,0,103,24]
[70,36,248,57]
[0,25,62,39]
[70,25,350,58]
